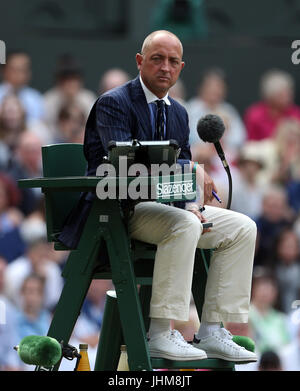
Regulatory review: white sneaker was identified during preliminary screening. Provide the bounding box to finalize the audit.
[148,329,207,361]
[193,328,257,363]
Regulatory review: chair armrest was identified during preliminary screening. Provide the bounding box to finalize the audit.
[18,176,157,190]
[18,174,197,201]
[18,176,102,191]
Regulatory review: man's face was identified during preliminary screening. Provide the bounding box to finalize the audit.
[3,54,31,88]
[136,34,184,98]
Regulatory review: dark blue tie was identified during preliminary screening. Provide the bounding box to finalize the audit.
[155,99,166,140]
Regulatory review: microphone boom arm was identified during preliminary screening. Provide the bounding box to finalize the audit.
[214,142,232,210]
[224,163,232,210]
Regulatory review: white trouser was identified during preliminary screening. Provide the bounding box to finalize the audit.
[129,202,257,323]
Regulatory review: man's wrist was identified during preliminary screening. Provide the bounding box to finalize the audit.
[186,203,205,213]
[186,204,198,211]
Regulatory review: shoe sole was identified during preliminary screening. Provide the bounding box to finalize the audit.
[205,352,257,362]
[149,349,207,361]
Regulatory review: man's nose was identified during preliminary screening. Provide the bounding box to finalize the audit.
[160,59,170,72]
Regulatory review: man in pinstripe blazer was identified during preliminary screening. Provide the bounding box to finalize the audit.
[60,30,257,363]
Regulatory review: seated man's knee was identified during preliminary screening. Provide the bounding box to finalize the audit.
[181,211,203,239]
[239,214,257,240]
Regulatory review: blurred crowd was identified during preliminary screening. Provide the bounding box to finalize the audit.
[0,50,300,371]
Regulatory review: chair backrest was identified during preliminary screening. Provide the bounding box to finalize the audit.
[42,143,87,242]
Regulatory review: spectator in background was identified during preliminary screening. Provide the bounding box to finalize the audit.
[0,142,10,171]
[18,207,67,271]
[16,274,51,340]
[244,69,300,141]
[254,186,294,266]
[187,69,246,207]
[98,68,130,95]
[18,210,47,249]
[55,103,86,144]
[0,257,20,370]
[0,93,50,152]
[0,94,26,151]
[4,238,63,311]
[294,215,300,245]
[271,119,300,186]
[268,119,300,214]
[230,143,265,220]
[169,78,187,108]
[274,229,300,314]
[69,279,114,353]
[235,119,300,194]
[59,280,114,371]
[187,68,246,153]
[44,54,96,139]
[287,182,300,215]
[191,143,215,175]
[0,51,45,122]
[15,274,51,370]
[81,280,114,337]
[0,173,25,263]
[258,350,282,371]
[8,131,43,216]
[249,267,291,354]
[280,309,300,370]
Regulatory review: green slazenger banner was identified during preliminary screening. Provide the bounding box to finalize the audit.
[154,173,196,203]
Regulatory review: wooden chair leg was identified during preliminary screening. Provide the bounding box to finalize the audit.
[36,199,105,371]
[102,201,152,371]
[36,242,100,370]
[139,285,152,334]
[94,290,123,371]
[44,272,92,370]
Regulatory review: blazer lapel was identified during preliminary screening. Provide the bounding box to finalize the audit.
[129,76,153,139]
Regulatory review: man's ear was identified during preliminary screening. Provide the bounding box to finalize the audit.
[136,53,143,70]
[181,61,185,71]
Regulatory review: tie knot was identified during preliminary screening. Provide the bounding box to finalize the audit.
[155,99,165,110]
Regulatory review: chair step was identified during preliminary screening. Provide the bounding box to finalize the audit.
[151,357,235,370]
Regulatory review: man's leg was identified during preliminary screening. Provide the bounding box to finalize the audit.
[197,205,256,323]
[129,201,202,321]
[192,205,257,362]
[129,202,207,360]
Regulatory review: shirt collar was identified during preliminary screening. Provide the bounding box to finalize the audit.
[139,75,171,105]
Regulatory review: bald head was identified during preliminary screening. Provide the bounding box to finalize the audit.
[141,30,183,57]
[16,131,42,174]
[99,68,130,94]
[136,30,185,98]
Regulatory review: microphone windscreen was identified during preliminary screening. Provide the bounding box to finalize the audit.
[196,114,225,143]
[17,335,62,367]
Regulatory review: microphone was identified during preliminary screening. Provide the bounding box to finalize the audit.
[196,114,232,209]
[14,335,62,367]
[196,114,228,168]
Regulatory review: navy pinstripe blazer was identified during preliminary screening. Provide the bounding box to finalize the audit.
[59,76,192,249]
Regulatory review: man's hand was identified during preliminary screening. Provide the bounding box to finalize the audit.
[187,207,211,234]
[194,163,218,205]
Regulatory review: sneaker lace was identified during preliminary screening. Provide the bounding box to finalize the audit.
[168,329,191,349]
[215,328,246,351]
[219,328,233,340]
